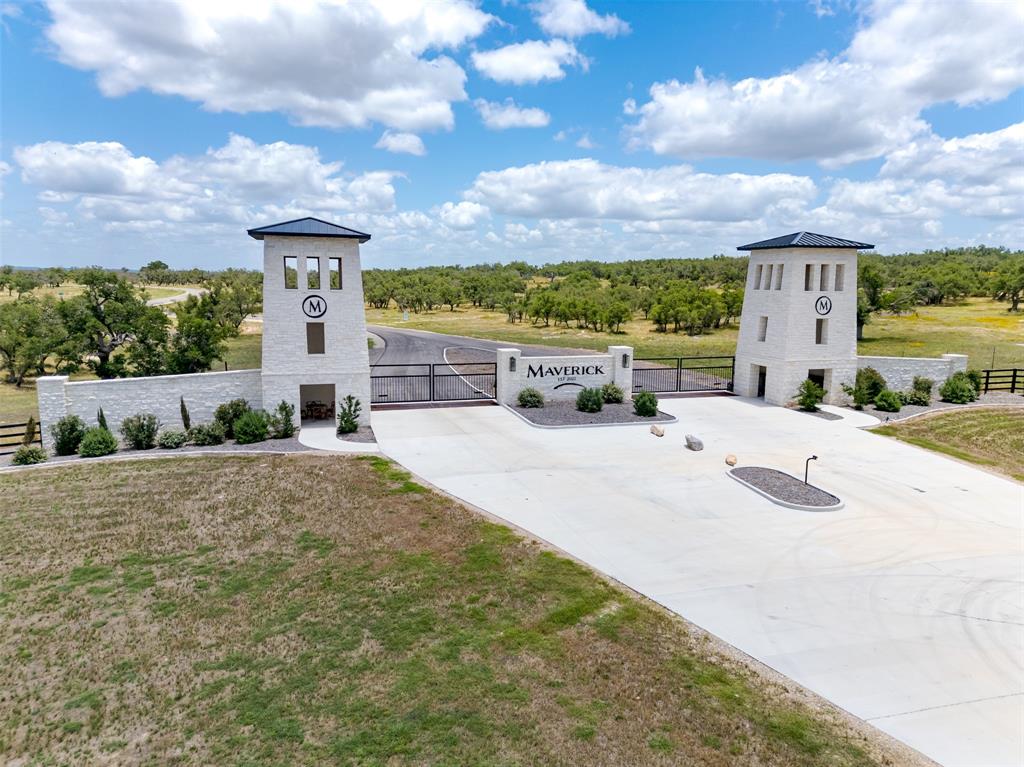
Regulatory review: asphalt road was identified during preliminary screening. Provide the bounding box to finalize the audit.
[367,324,594,372]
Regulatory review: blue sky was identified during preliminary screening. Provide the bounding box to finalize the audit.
[1,0,1021,270]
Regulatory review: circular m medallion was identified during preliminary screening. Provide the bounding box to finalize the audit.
[302,294,327,318]
[814,295,832,316]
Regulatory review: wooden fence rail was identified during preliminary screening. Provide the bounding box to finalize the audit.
[980,368,1023,393]
[0,421,42,456]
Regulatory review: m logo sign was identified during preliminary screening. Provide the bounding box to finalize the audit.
[302,295,327,318]
[815,296,832,316]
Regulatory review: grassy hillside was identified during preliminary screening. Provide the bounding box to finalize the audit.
[0,455,913,766]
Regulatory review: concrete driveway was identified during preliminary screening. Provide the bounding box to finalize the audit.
[371,397,1024,767]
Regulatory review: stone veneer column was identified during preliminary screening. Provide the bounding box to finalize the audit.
[36,375,69,453]
[495,348,522,405]
[608,346,634,395]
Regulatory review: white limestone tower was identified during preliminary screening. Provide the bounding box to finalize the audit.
[732,232,873,405]
[249,217,372,425]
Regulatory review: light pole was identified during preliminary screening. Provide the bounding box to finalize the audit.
[804,455,818,484]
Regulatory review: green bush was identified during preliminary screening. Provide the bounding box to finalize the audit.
[157,430,188,449]
[912,376,934,396]
[795,379,827,411]
[12,445,47,465]
[120,413,161,450]
[633,390,658,417]
[575,387,604,413]
[517,387,544,408]
[214,398,250,439]
[841,367,886,409]
[939,372,978,404]
[966,369,983,393]
[874,389,903,412]
[601,383,625,404]
[187,422,225,446]
[898,390,931,407]
[233,410,270,444]
[21,415,37,446]
[78,427,118,457]
[50,415,87,456]
[269,400,296,439]
[337,395,362,435]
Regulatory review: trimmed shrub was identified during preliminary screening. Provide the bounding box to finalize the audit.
[337,395,362,435]
[187,422,225,446]
[898,390,930,407]
[120,413,161,450]
[966,369,983,393]
[180,396,191,431]
[874,389,903,412]
[157,430,188,449]
[633,390,658,417]
[51,415,87,456]
[214,399,250,439]
[233,410,270,444]
[79,427,118,457]
[912,376,934,396]
[575,387,604,413]
[795,379,827,412]
[939,372,978,404]
[97,407,109,432]
[842,367,886,409]
[12,445,47,465]
[269,400,296,439]
[601,383,625,404]
[517,388,544,408]
[21,415,37,446]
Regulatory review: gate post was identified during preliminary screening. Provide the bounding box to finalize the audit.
[495,348,522,405]
[609,346,633,395]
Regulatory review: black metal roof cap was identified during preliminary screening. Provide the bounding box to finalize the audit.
[247,216,371,242]
[737,232,873,251]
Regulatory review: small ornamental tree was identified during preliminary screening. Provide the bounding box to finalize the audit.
[842,367,886,410]
[51,415,87,456]
[120,413,161,450]
[874,389,902,412]
[214,399,250,439]
[233,410,270,444]
[269,400,295,439]
[795,379,826,412]
[97,407,109,431]
[78,426,118,457]
[337,396,362,435]
[575,388,604,413]
[180,396,191,430]
[601,383,625,404]
[633,390,658,417]
[21,415,37,446]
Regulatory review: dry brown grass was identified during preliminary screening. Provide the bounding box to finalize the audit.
[0,455,919,765]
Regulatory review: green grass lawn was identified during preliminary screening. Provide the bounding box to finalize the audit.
[0,283,194,305]
[0,455,908,766]
[872,407,1024,481]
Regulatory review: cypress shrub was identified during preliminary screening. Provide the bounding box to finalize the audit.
[51,415,87,456]
[633,390,658,417]
[575,388,604,413]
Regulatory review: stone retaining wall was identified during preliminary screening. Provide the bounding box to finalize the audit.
[856,354,968,392]
[37,369,263,452]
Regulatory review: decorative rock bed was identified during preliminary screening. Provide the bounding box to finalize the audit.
[728,466,843,511]
[511,400,675,428]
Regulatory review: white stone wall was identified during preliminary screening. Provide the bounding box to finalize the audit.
[496,346,633,405]
[36,369,262,452]
[857,354,968,392]
[734,247,860,405]
[260,235,371,424]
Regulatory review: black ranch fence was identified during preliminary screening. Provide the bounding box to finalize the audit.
[980,368,1023,393]
[370,363,496,404]
[633,356,735,394]
[0,421,42,456]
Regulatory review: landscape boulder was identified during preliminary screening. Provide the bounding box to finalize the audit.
[650,425,665,437]
[685,434,704,451]
[725,454,737,466]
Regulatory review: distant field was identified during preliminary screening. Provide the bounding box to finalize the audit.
[873,407,1024,481]
[367,297,1022,368]
[0,284,191,305]
[0,455,904,766]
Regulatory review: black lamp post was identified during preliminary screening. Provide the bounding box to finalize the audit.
[804,455,818,484]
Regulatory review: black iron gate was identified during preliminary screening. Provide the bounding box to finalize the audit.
[632,356,734,394]
[370,362,496,405]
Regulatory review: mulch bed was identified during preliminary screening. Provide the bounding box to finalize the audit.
[731,466,841,508]
[513,399,674,427]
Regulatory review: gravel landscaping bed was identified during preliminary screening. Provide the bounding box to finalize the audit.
[731,466,841,508]
[795,408,843,421]
[850,391,1022,422]
[513,399,674,427]
[337,425,376,443]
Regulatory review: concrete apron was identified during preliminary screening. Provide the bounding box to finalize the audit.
[370,396,1024,767]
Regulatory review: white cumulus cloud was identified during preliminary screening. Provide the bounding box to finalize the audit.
[374,131,427,156]
[471,39,586,84]
[474,99,551,130]
[532,0,630,38]
[625,0,1024,166]
[44,0,493,132]
[437,201,490,229]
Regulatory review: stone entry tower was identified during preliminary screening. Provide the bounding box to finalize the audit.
[249,217,372,424]
[732,232,873,406]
